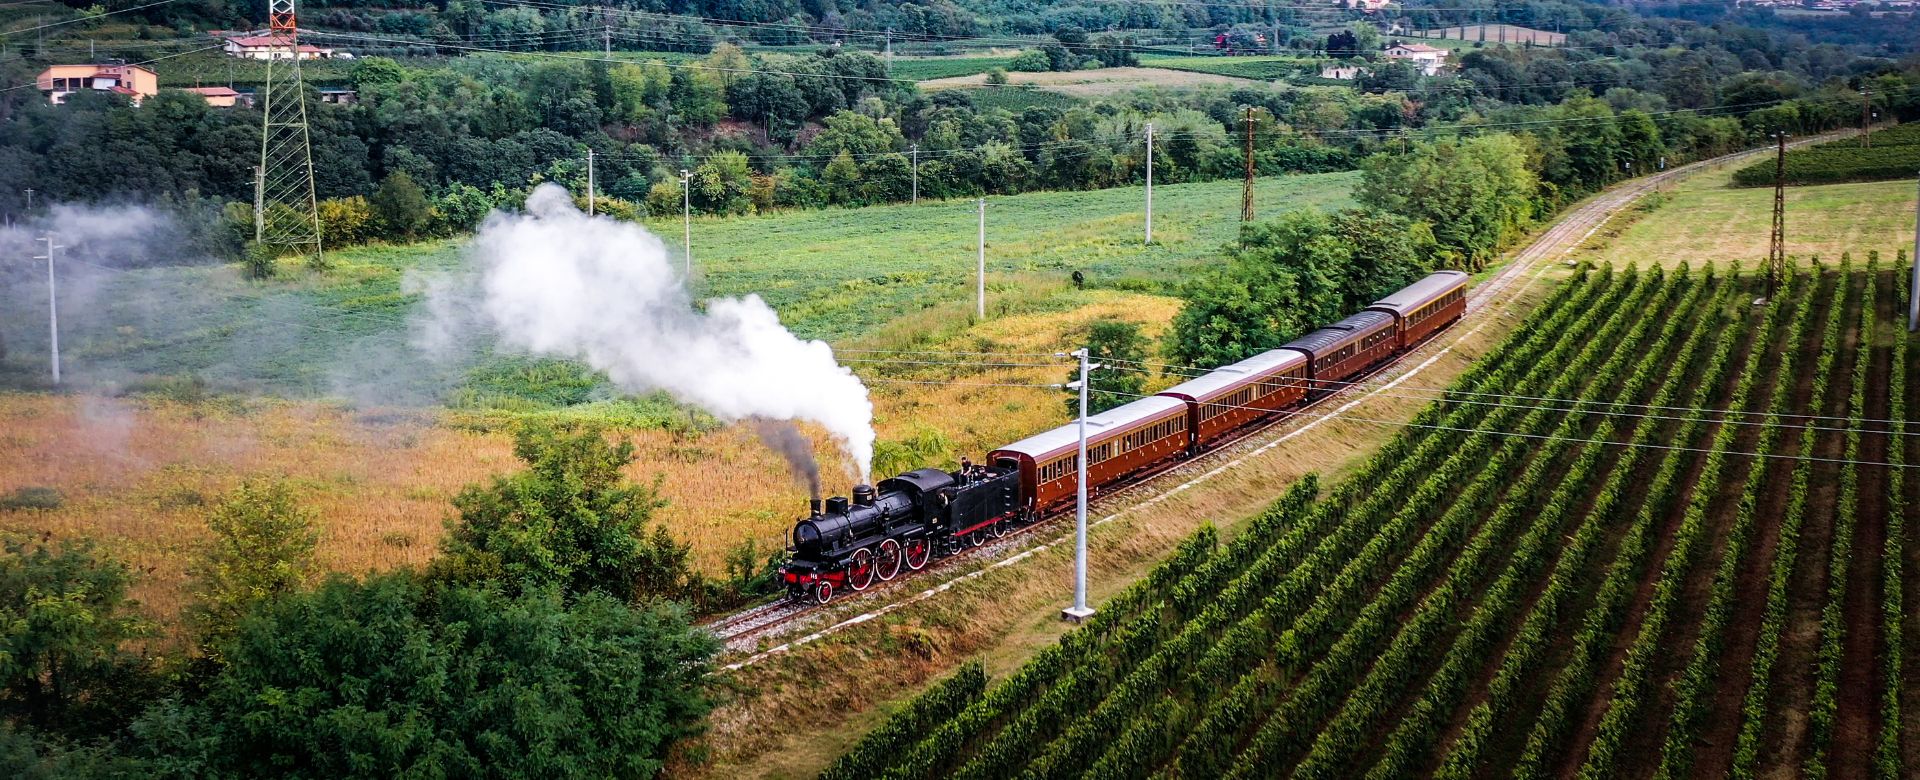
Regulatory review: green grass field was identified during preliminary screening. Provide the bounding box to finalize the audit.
[0,172,1356,410]
[1578,164,1916,268]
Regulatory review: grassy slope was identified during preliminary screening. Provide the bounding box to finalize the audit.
[1576,164,1917,269]
[1138,54,1310,81]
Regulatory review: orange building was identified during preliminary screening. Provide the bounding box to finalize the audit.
[182,86,245,107]
[35,63,159,105]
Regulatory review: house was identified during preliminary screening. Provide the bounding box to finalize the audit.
[182,86,243,107]
[222,34,334,60]
[317,88,358,105]
[1345,0,1392,10]
[1383,41,1449,75]
[35,63,158,105]
[1319,65,1366,80]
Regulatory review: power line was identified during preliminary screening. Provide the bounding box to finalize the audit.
[0,0,185,38]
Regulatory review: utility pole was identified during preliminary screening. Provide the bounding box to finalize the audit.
[1061,347,1097,623]
[1767,133,1788,301]
[910,144,919,204]
[1862,89,1872,149]
[1144,122,1154,244]
[586,148,595,216]
[884,28,892,74]
[1909,171,1919,331]
[34,235,62,385]
[680,169,693,278]
[603,25,611,57]
[976,198,986,319]
[21,188,32,213]
[1242,107,1255,222]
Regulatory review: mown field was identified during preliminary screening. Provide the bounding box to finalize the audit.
[827,260,1919,780]
[1578,164,1916,269]
[0,171,1354,624]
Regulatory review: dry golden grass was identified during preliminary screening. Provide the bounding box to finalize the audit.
[0,289,1182,632]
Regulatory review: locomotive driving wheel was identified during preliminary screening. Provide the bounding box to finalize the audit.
[848,548,876,591]
[812,580,834,605]
[904,538,931,571]
[988,518,1005,539]
[968,530,986,548]
[875,539,903,581]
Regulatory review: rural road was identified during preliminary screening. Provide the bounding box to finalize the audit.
[716,134,1846,667]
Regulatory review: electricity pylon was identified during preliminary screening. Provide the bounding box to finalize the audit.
[254,0,324,269]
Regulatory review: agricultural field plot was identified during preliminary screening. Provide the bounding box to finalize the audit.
[1577,166,1916,269]
[916,66,1259,95]
[1136,54,1308,81]
[830,261,1919,780]
[1413,24,1566,46]
[886,55,1019,81]
[0,174,1353,626]
[1732,123,1920,188]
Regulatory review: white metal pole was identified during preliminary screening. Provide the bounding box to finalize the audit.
[1909,172,1919,331]
[36,235,60,385]
[586,148,595,216]
[1144,122,1154,245]
[976,198,986,319]
[681,168,692,278]
[1063,347,1094,622]
[910,144,919,204]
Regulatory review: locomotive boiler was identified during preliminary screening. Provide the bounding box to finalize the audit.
[781,463,1023,603]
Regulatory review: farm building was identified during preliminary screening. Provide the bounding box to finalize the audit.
[34,64,158,105]
[181,86,245,107]
[222,34,335,60]
[1383,42,1449,75]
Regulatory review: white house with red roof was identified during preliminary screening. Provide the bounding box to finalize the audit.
[1383,41,1449,75]
[222,34,335,60]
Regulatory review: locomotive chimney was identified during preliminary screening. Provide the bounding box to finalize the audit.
[809,497,822,517]
[853,484,875,506]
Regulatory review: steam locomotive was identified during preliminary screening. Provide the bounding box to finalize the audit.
[780,270,1470,604]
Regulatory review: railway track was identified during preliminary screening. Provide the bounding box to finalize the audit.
[707,134,1851,660]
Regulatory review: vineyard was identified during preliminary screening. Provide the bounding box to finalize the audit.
[1732,122,1920,187]
[825,258,1920,779]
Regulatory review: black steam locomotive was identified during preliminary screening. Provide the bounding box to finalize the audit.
[781,462,1025,603]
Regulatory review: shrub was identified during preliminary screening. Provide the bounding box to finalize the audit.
[187,481,320,663]
[315,195,373,246]
[1010,49,1051,72]
[0,487,62,511]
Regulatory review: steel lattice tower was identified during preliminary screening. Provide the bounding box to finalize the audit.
[254,0,324,268]
[1766,133,1786,299]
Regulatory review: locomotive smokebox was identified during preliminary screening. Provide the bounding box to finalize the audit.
[852,484,875,506]
[809,498,822,517]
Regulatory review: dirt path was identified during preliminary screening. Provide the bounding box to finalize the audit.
[1759,271,1862,778]
[1829,270,1896,779]
[1691,278,1829,778]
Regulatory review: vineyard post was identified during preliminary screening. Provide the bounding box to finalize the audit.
[1062,348,1097,624]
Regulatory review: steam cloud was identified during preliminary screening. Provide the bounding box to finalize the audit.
[752,419,822,499]
[446,184,876,479]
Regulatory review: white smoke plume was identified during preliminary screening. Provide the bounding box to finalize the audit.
[446,184,876,478]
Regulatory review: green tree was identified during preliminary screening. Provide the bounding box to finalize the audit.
[822,150,862,205]
[1067,319,1148,415]
[434,425,694,602]
[135,574,716,780]
[369,171,431,240]
[187,482,319,664]
[348,57,406,90]
[692,150,754,215]
[1357,133,1537,269]
[0,535,152,737]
